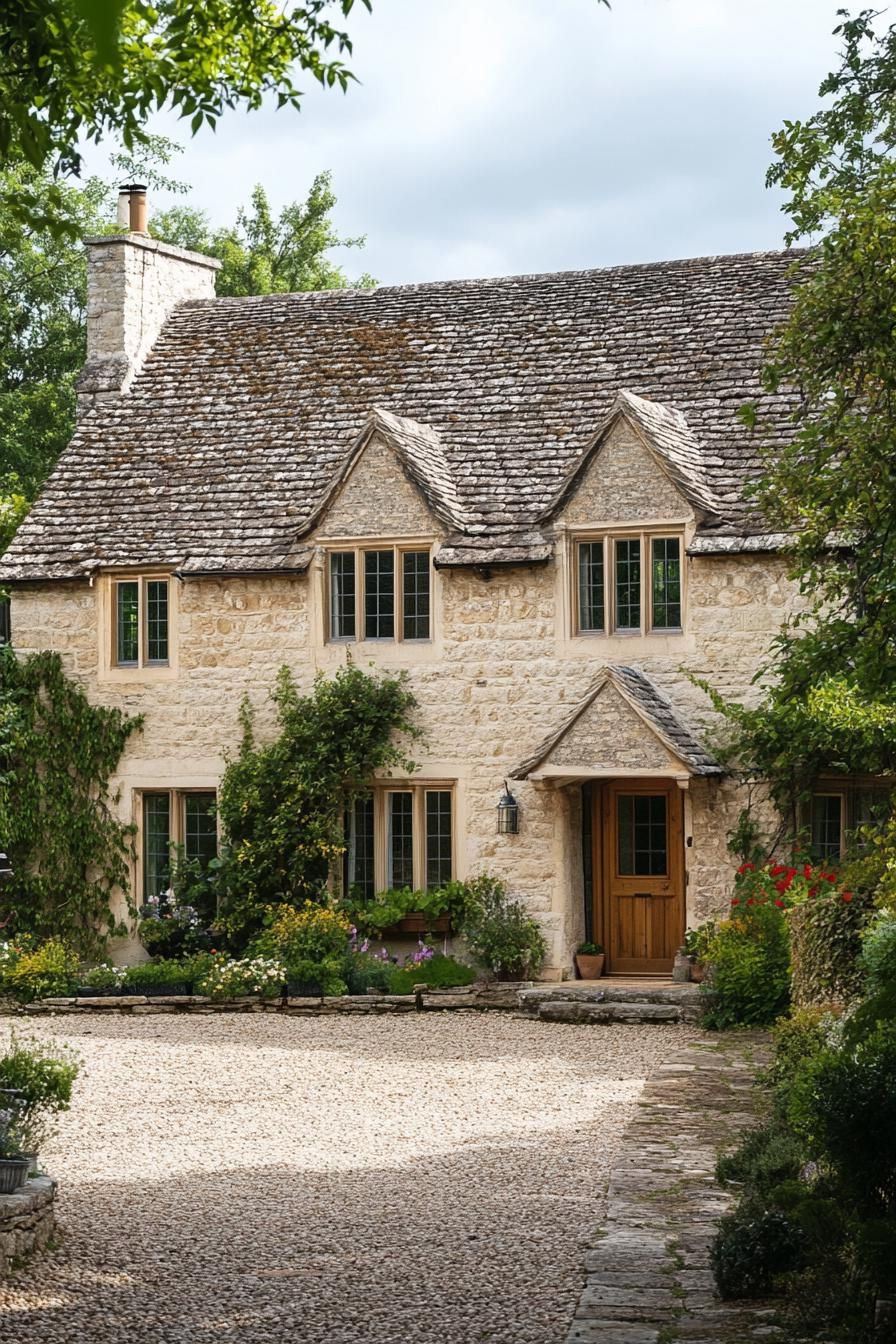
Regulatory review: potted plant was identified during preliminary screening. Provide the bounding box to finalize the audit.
[76,963,127,997]
[683,922,715,983]
[0,1109,28,1192]
[0,1034,80,1178]
[574,941,605,979]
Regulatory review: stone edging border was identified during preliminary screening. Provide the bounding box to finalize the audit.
[566,1031,778,1344]
[0,1176,56,1278]
[8,981,531,1017]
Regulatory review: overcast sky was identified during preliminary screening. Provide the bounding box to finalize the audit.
[86,0,851,286]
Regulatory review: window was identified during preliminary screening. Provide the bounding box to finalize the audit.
[343,785,454,896]
[808,783,893,861]
[574,533,683,636]
[140,790,217,901]
[327,547,431,642]
[114,577,170,667]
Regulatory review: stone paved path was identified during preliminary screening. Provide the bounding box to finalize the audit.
[566,1031,779,1344]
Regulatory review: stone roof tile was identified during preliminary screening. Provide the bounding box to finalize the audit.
[0,249,805,580]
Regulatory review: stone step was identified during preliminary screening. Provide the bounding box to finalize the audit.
[537,1000,684,1024]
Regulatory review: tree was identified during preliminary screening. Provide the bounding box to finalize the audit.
[152,174,375,296]
[721,10,896,816]
[0,0,370,232]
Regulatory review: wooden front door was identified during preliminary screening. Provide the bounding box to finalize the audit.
[598,781,684,975]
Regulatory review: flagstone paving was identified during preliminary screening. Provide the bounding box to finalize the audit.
[566,1031,778,1344]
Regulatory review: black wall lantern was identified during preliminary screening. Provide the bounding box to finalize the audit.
[496,781,520,834]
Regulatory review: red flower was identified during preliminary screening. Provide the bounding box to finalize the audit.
[803,863,813,879]
[746,897,756,906]
[737,862,755,874]
[808,886,818,898]
[730,898,740,906]
[774,899,785,908]
[841,892,854,903]
[770,863,785,877]
[821,872,836,883]
[775,880,789,893]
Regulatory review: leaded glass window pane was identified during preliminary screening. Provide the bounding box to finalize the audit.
[578,542,605,632]
[329,552,356,640]
[116,581,139,665]
[651,538,681,629]
[346,797,375,901]
[614,539,641,630]
[618,794,668,876]
[387,792,414,888]
[402,551,431,640]
[143,793,171,900]
[425,790,453,889]
[811,795,842,860]
[183,793,217,869]
[146,580,169,663]
[364,550,395,639]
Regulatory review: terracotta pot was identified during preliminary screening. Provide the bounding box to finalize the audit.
[689,959,706,984]
[575,953,605,980]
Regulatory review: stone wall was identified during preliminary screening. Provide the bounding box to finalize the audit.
[0,1177,56,1277]
[8,424,801,974]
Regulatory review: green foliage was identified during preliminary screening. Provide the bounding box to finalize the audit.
[342,951,392,995]
[858,910,896,1000]
[0,648,141,954]
[342,879,476,936]
[1,939,78,1002]
[152,176,375,295]
[715,1123,804,1195]
[252,902,352,971]
[0,1,370,234]
[194,954,287,1000]
[119,959,193,990]
[0,1031,80,1151]
[710,1201,803,1300]
[76,962,125,990]
[215,663,418,946]
[576,941,604,956]
[386,954,476,995]
[788,890,874,1008]
[702,902,791,1030]
[462,876,547,979]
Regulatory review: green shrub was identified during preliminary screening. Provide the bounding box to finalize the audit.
[767,1007,840,1114]
[788,889,873,1007]
[77,963,126,990]
[859,909,896,1000]
[716,1123,804,1194]
[710,1201,803,1299]
[0,1032,81,1151]
[253,903,352,969]
[284,957,346,996]
[342,952,393,995]
[2,938,78,1002]
[702,902,790,1029]
[462,877,546,979]
[387,954,476,995]
[120,959,194,989]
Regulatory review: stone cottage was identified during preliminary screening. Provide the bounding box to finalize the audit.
[1,208,854,977]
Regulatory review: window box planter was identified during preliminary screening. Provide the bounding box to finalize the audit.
[0,1158,28,1193]
[124,981,192,998]
[76,985,125,998]
[285,979,324,998]
[386,914,451,936]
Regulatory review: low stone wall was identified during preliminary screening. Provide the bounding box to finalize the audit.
[0,1176,56,1277]
[12,982,530,1017]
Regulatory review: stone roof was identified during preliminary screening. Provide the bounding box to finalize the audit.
[1,249,804,581]
[511,665,723,779]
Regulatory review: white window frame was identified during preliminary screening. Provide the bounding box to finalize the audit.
[572,528,685,637]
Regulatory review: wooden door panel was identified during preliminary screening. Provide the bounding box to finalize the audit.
[597,783,684,975]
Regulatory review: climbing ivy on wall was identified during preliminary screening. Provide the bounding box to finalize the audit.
[216,661,419,947]
[0,647,142,955]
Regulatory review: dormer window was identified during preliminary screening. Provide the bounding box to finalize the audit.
[114,577,170,666]
[328,546,432,643]
[574,532,683,636]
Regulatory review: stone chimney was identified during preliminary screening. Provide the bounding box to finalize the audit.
[78,185,221,414]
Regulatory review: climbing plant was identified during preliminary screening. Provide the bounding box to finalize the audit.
[215,661,419,946]
[0,647,141,955]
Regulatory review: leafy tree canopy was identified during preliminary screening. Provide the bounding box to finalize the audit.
[717,10,896,819]
[0,0,370,233]
[152,173,375,295]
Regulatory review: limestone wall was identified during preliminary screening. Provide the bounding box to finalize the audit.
[9,541,796,972]
[0,1177,56,1277]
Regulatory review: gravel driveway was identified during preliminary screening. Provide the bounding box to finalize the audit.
[0,1013,694,1344]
